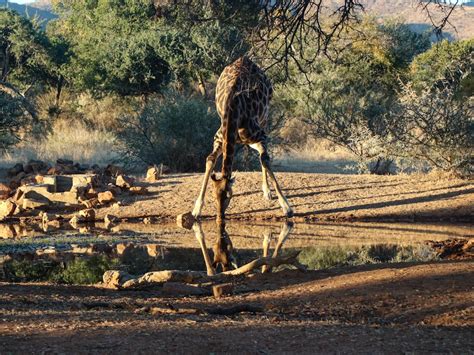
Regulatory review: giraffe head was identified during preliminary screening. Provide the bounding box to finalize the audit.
[211,173,235,221]
[212,220,238,272]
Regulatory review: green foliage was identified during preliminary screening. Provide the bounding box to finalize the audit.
[118,93,219,171]
[298,244,438,270]
[275,19,430,172]
[410,39,474,94]
[387,66,473,176]
[53,256,119,285]
[0,8,58,87]
[52,1,170,96]
[0,91,26,151]
[3,255,119,284]
[4,259,54,281]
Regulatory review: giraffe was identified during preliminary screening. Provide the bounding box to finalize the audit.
[192,56,293,221]
[192,221,294,275]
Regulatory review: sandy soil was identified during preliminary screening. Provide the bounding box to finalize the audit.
[95,172,474,222]
[1,261,472,353]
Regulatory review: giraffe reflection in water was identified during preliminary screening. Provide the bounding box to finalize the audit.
[192,221,294,277]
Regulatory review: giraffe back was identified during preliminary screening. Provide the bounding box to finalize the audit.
[215,56,273,135]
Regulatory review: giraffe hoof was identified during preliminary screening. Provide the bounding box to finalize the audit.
[285,209,294,218]
[263,190,272,201]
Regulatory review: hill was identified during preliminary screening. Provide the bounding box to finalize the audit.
[360,0,474,39]
[0,1,56,24]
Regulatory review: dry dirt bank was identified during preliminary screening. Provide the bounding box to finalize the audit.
[96,172,474,222]
[0,261,472,353]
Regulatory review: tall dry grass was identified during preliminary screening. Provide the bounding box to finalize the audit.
[273,138,357,174]
[0,120,119,167]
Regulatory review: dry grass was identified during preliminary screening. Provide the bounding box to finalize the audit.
[0,120,120,167]
[273,138,356,174]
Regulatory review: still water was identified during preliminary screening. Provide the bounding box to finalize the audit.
[0,221,471,284]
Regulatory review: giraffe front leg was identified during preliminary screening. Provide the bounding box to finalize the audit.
[262,169,272,201]
[192,222,216,276]
[192,140,222,218]
[251,142,293,217]
[262,230,272,273]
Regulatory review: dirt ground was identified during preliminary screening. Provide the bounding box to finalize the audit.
[0,260,473,353]
[95,171,474,222]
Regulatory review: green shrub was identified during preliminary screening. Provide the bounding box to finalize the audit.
[118,93,219,172]
[53,256,119,285]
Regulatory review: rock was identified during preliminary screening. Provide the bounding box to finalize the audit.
[0,199,16,220]
[112,202,122,209]
[56,158,74,166]
[104,213,119,225]
[105,164,124,177]
[47,166,63,175]
[81,198,99,209]
[7,163,24,177]
[107,184,122,196]
[41,212,58,225]
[78,208,95,222]
[86,187,99,199]
[70,184,89,198]
[35,175,44,184]
[116,175,133,189]
[24,160,49,175]
[116,242,134,255]
[10,171,26,188]
[176,212,195,230]
[0,224,17,238]
[146,244,161,257]
[90,243,113,254]
[102,270,134,289]
[130,186,148,195]
[69,215,80,228]
[11,189,23,203]
[20,175,36,186]
[146,166,160,182]
[98,191,115,205]
[22,191,50,210]
[0,183,11,200]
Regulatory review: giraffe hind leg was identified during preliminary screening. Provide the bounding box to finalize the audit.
[250,141,293,217]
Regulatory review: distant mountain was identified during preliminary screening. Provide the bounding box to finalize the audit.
[360,0,474,39]
[28,0,52,11]
[0,1,57,25]
[1,0,472,39]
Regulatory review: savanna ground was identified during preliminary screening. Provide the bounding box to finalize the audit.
[1,261,473,353]
[1,168,473,353]
[95,170,474,223]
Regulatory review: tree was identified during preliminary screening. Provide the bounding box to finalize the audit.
[410,38,474,94]
[51,1,171,97]
[0,8,54,120]
[0,91,27,152]
[274,19,431,172]
[386,45,473,176]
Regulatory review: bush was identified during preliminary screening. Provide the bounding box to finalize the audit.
[53,256,119,285]
[387,68,473,177]
[118,93,219,172]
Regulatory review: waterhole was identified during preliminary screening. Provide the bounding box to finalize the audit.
[0,221,472,284]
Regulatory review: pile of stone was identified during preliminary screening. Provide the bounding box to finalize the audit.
[1,160,162,223]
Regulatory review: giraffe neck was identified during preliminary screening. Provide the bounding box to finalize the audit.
[220,76,239,179]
